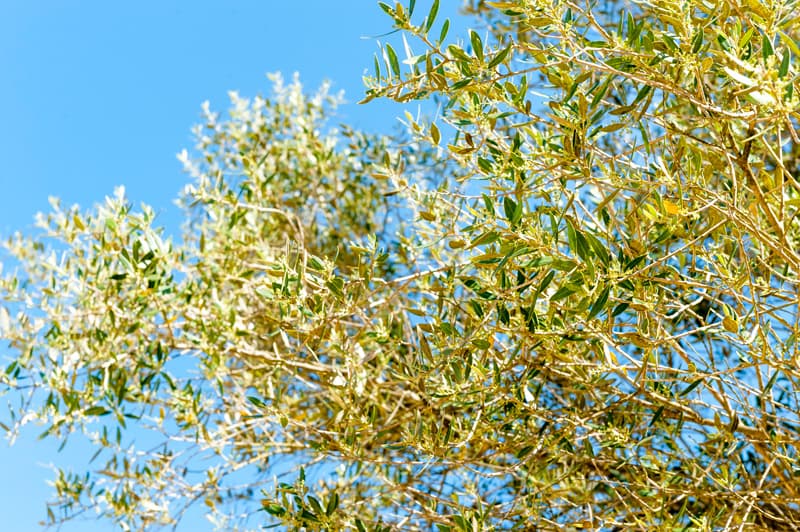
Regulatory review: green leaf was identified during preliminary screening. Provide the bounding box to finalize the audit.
[263,503,286,516]
[378,2,393,17]
[625,254,648,271]
[327,279,345,299]
[779,31,800,57]
[649,405,665,427]
[680,378,704,397]
[469,299,483,319]
[717,33,731,51]
[550,285,576,301]
[605,57,636,72]
[488,44,511,69]
[503,196,521,224]
[449,77,473,90]
[482,194,494,215]
[247,396,266,408]
[497,303,510,325]
[469,30,484,63]
[590,75,612,108]
[779,52,790,78]
[587,286,610,320]
[600,122,626,133]
[424,0,439,33]
[527,256,554,268]
[520,305,538,333]
[584,232,610,265]
[472,338,490,349]
[691,30,703,54]
[385,44,401,77]
[516,444,534,458]
[299,508,319,523]
[763,370,780,398]
[739,27,755,49]
[471,230,500,247]
[763,34,774,61]
[438,18,449,44]
[632,84,651,104]
[611,302,629,317]
[326,492,339,516]
[533,270,555,302]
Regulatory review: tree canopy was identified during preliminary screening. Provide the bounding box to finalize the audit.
[3,0,800,529]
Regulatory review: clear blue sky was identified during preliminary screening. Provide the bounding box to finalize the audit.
[0,1,464,530]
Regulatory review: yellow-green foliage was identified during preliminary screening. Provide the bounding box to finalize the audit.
[3,1,800,529]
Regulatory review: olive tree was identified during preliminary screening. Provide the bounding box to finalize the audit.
[3,0,800,529]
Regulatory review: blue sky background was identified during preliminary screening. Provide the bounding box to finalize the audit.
[0,1,464,529]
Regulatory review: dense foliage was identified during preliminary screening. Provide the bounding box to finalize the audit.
[3,0,800,529]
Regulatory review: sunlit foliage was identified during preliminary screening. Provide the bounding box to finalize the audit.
[3,0,800,529]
